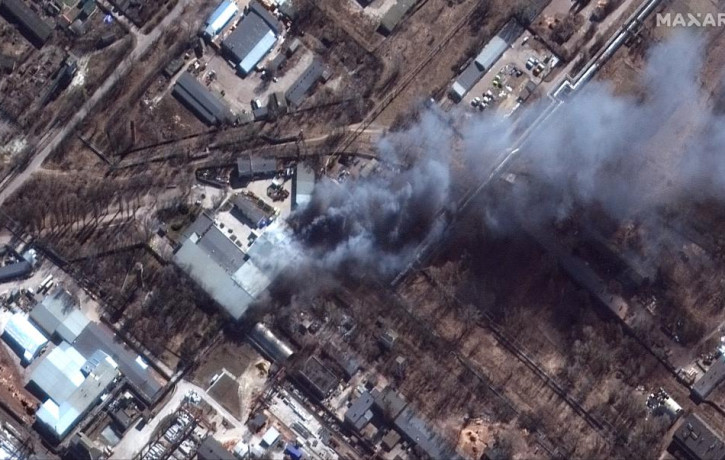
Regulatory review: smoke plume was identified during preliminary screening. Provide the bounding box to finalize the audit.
[288,30,722,280]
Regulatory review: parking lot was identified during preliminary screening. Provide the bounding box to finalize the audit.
[460,30,559,116]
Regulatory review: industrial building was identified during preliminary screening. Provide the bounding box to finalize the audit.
[73,322,163,404]
[221,1,280,76]
[248,322,294,362]
[291,162,315,210]
[2,313,48,363]
[174,214,254,320]
[344,391,374,432]
[0,245,34,283]
[203,0,238,38]
[30,289,90,344]
[0,259,31,283]
[285,59,324,108]
[174,213,294,321]
[449,20,524,102]
[378,0,416,35]
[172,72,232,125]
[231,193,275,229]
[0,0,53,47]
[32,344,118,442]
[670,414,725,460]
[236,155,278,181]
[692,356,725,401]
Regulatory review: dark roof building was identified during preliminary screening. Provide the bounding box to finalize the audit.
[378,0,416,35]
[0,53,15,73]
[0,260,31,283]
[670,414,725,460]
[285,59,324,108]
[237,155,278,179]
[394,407,458,460]
[372,386,407,421]
[221,1,280,76]
[0,0,52,47]
[297,356,338,401]
[172,72,232,125]
[29,288,89,343]
[248,412,268,432]
[382,430,401,451]
[197,436,235,460]
[73,322,163,404]
[324,343,360,380]
[693,356,725,401]
[344,391,374,432]
[231,193,275,229]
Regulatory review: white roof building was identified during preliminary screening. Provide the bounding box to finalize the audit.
[2,313,48,363]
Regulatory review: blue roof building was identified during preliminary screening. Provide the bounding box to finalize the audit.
[284,444,304,460]
[221,1,280,76]
[204,0,238,38]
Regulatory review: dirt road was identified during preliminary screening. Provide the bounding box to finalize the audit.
[0,0,195,207]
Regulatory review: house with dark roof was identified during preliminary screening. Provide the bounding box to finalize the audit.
[221,1,280,76]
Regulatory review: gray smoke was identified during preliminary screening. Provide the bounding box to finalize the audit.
[289,30,720,279]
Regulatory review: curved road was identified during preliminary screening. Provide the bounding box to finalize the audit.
[0,0,194,206]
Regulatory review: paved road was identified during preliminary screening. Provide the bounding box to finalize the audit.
[111,380,244,459]
[0,0,194,207]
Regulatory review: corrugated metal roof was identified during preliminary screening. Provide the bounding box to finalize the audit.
[231,194,273,229]
[73,323,161,404]
[0,260,31,282]
[222,2,279,74]
[29,342,86,403]
[197,225,247,272]
[30,289,89,343]
[285,60,324,107]
[2,313,47,362]
[204,0,238,37]
[249,323,294,362]
[238,30,276,75]
[35,353,117,439]
[474,36,508,71]
[174,238,254,320]
[173,72,231,125]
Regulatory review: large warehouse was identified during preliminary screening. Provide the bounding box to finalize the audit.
[203,0,237,38]
[221,0,280,76]
[30,344,118,441]
[449,20,523,102]
[172,72,232,125]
